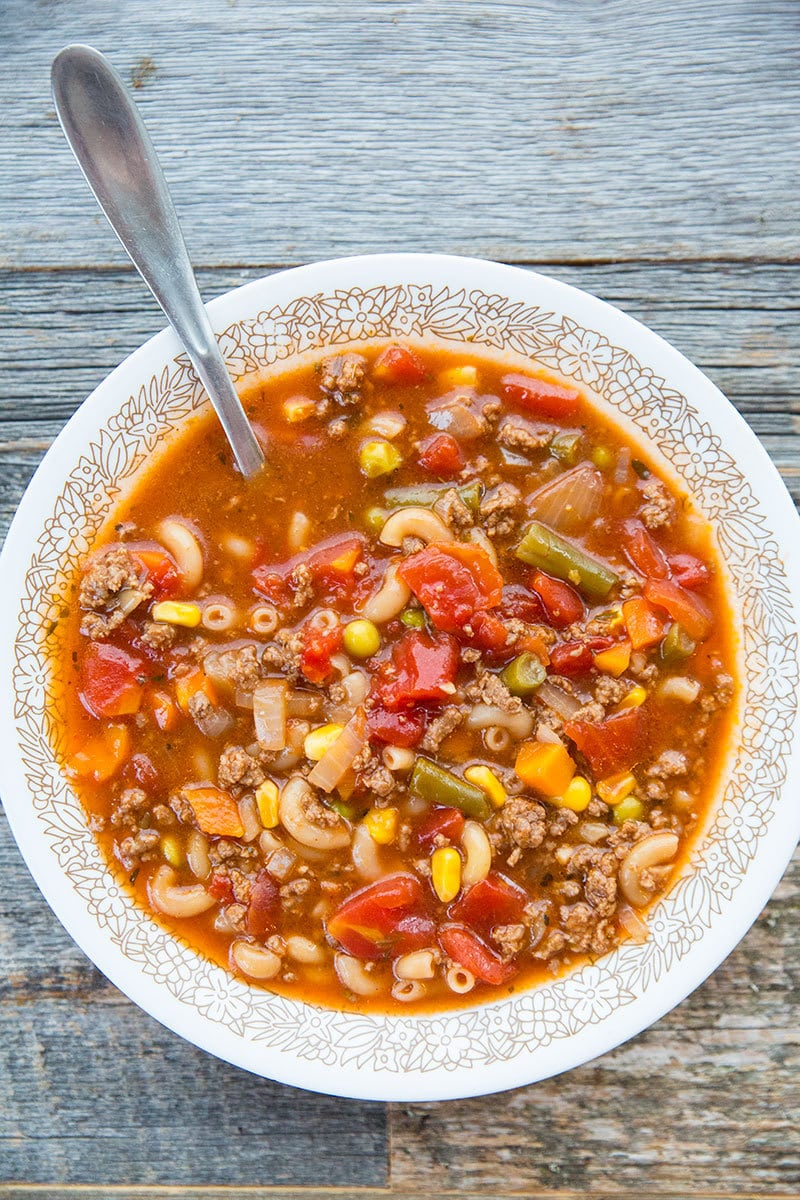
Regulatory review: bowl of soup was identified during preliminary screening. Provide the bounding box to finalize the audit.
[1,254,798,1100]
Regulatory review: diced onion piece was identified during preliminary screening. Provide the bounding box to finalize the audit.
[528,465,603,535]
[253,679,288,751]
[308,709,367,793]
[658,675,701,703]
[426,396,485,439]
[618,903,649,943]
[536,679,581,719]
[615,446,632,484]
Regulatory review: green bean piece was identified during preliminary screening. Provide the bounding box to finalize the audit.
[515,520,619,600]
[410,757,491,820]
[660,621,696,664]
[329,799,369,821]
[500,653,546,697]
[400,608,427,628]
[383,480,483,513]
[550,431,582,465]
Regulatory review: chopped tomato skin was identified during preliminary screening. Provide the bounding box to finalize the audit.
[467,611,514,657]
[438,924,517,985]
[644,578,713,641]
[366,705,427,747]
[375,630,459,711]
[621,519,669,580]
[253,533,365,604]
[208,873,235,904]
[247,871,281,939]
[300,622,344,684]
[129,545,181,598]
[398,543,503,633]
[500,373,580,420]
[415,806,465,849]
[125,753,159,791]
[668,553,711,590]
[80,642,146,718]
[450,873,528,931]
[373,345,427,386]
[565,707,647,776]
[549,636,614,676]
[530,571,584,628]
[418,432,464,475]
[327,873,434,960]
[499,584,547,625]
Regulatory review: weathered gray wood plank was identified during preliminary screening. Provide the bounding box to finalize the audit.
[1,0,798,268]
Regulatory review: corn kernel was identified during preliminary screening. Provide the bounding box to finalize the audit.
[593,639,632,676]
[364,806,399,845]
[550,775,592,812]
[303,723,345,761]
[358,439,403,478]
[161,834,183,868]
[618,684,647,709]
[431,846,462,903]
[255,779,280,828]
[283,396,316,423]
[597,771,637,805]
[613,795,645,824]
[464,765,507,809]
[438,364,478,388]
[151,600,202,628]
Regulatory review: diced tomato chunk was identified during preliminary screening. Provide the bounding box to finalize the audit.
[327,873,434,960]
[373,345,427,386]
[208,872,235,904]
[644,578,713,641]
[417,432,464,476]
[498,584,546,625]
[467,611,512,655]
[80,642,145,718]
[565,707,647,776]
[300,620,344,684]
[500,373,580,420]
[529,571,584,628]
[621,519,669,580]
[549,636,613,676]
[398,543,503,633]
[438,924,517,985]
[450,873,528,931]
[366,705,427,747]
[415,806,465,849]
[247,871,281,939]
[668,553,711,590]
[125,753,159,791]
[129,544,181,598]
[253,533,365,605]
[375,630,459,711]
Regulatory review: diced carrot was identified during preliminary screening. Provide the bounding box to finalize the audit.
[183,786,245,837]
[644,578,713,642]
[593,639,632,676]
[622,597,666,651]
[66,723,131,783]
[174,668,218,714]
[514,741,576,797]
[150,688,180,731]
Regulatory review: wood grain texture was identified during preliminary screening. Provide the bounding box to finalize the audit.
[1,0,799,267]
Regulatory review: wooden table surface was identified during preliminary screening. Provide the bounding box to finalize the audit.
[1,2,798,1197]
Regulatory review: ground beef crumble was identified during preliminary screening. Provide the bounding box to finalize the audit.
[499,796,547,850]
[639,478,675,529]
[218,744,266,790]
[497,416,553,455]
[420,706,464,753]
[433,487,474,533]
[479,482,522,538]
[78,547,153,638]
[318,353,367,406]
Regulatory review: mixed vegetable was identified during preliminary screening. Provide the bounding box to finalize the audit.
[54,342,736,1010]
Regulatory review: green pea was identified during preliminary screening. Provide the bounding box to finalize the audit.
[363,505,388,535]
[343,619,381,658]
[590,445,613,471]
[400,608,426,629]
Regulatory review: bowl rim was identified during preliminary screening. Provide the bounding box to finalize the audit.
[2,252,799,1102]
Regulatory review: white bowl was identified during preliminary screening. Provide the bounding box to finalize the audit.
[2,254,799,1102]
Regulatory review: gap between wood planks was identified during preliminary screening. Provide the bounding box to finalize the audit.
[1,1188,793,1200]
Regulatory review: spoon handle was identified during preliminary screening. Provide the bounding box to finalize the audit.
[51,44,264,478]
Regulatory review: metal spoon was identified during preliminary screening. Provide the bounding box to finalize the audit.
[51,44,264,478]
